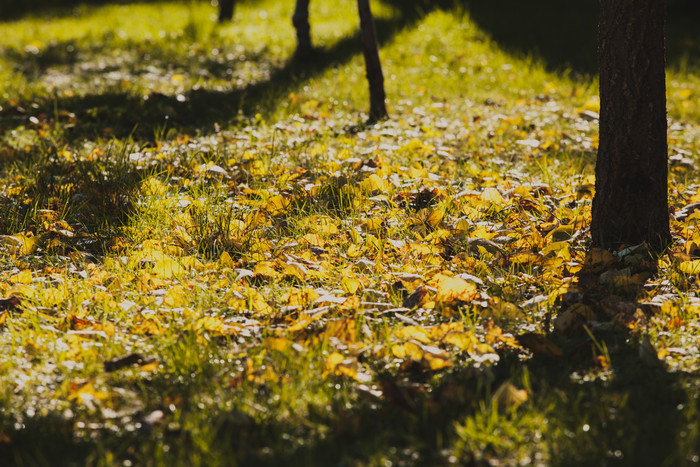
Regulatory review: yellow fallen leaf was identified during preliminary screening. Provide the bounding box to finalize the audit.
[264,195,290,216]
[394,326,431,344]
[679,260,700,275]
[341,275,362,294]
[139,361,159,372]
[424,209,444,228]
[325,352,345,372]
[442,331,477,352]
[153,257,185,278]
[424,353,452,370]
[391,341,424,360]
[429,274,479,303]
[10,270,32,285]
[363,174,391,193]
[253,261,280,280]
[481,187,505,205]
[219,251,235,268]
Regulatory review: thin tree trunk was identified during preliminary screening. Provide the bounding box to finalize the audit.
[293,0,312,59]
[591,0,670,250]
[218,0,235,23]
[357,0,387,121]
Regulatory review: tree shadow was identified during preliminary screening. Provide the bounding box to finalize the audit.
[461,0,700,76]
[0,0,455,143]
[510,250,697,465]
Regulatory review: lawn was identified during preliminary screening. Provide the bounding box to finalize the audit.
[1,0,700,465]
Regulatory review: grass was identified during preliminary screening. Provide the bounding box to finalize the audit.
[1,0,700,465]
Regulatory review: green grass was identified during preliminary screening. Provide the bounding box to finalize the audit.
[1,0,700,466]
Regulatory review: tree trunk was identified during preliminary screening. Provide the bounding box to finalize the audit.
[293,0,312,59]
[591,0,670,251]
[357,0,387,121]
[218,0,235,23]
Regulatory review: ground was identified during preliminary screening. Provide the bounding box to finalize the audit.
[1,1,700,465]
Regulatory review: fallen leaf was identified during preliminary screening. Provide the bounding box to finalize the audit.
[429,273,479,303]
[516,332,563,358]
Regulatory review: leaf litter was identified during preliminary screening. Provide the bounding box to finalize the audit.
[1,1,700,465]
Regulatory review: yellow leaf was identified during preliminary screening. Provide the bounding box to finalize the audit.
[429,273,479,303]
[541,241,571,260]
[253,261,280,280]
[410,243,443,256]
[341,275,362,294]
[180,256,203,270]
[316,217,339,235]
[302,233,324,247]
[481,187,505,205]
[10,270,32,285]
[246,290,274,315]
[191,316,237,336]
[364,217,384,232]
[679,260,700,274]
[325,352,345,372]
[391,341,424,360]
[264,195,290,216]
[164,285,188,307]
[19,235,40,256]
[424,353,452,370]
[284,287,320,307]
[581,95,600,113]
[363,174,391,193]
[346,243,363,258]
[133,318,166,336]
[219,251,235,268]
[153,257,185,278]
[424,209,444,228]
[394,326,431,344]
[442,331,477,351]
[583,248,617,273]
[509,253,542,267]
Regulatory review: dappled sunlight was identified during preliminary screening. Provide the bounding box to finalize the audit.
[0,1,699,465]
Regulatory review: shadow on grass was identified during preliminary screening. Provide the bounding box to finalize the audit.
[1,0,456,143]
[461,0,700,76]
[507,252,698,465]
[0,145,145,257]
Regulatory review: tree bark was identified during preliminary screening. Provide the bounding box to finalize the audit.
[293,0,312,59]
[591,0,670,251]
[357,0,387,121]
[218,0,235,23]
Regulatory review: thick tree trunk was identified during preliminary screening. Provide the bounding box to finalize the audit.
[218,0,235,23]
[357,0,387,121]
[293,0,312,59]
[591,0,670,251]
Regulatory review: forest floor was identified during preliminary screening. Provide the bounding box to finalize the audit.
[1,1,700,465]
